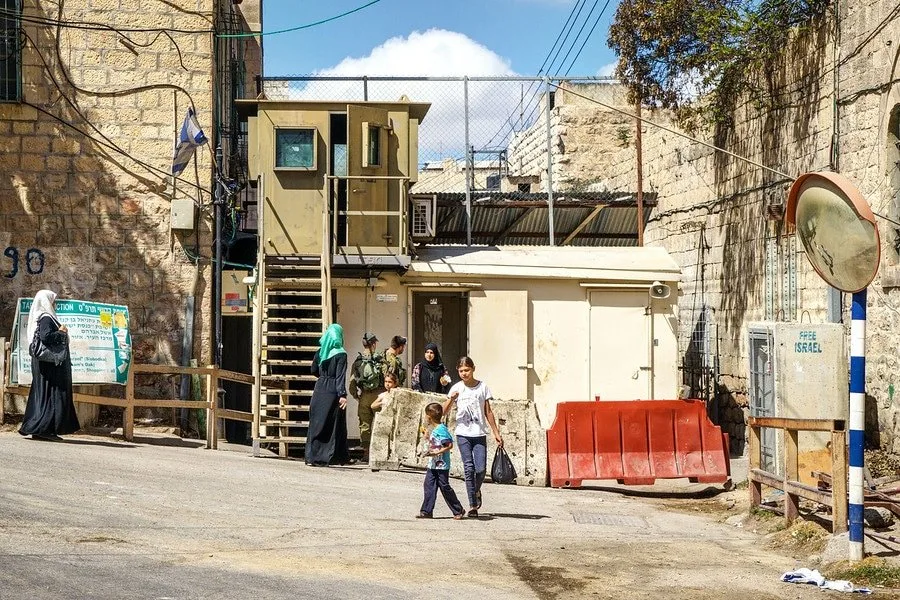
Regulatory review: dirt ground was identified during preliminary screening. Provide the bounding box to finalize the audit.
[0,428,897,599]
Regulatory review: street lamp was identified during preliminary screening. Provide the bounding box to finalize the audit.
[786,171,881,561]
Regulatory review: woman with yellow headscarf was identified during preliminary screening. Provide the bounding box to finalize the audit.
[306,323,353,466]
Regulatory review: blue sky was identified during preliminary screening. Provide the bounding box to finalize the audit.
[261,0,620,77]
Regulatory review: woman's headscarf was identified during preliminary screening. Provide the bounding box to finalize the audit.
[417,342,447,393]
[318,323,346,361]
[423,342,444,373]
[26,289,59,343]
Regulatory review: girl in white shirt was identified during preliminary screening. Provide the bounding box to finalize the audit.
[442,356,503,517]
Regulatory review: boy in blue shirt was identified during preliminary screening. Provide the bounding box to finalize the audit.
[417,402,465,519]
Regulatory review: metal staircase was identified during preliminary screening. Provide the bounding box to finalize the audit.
[253,255,331,457]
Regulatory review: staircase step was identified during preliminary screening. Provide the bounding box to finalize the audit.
[260,405,311,411]
[266,278,321,287]
[264,304,323,311]
[263,317,322,324]
[264,331,322,338]
[262,374,317,382]
[266,263,321,270]
[260,420,310,427]
[263,345,319,352]
[263,359,313,366]
[265,290,322,297]
[260,389,313,397]
[256,436,308,443]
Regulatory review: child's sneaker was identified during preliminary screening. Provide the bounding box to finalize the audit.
[467,509,479,518]
[415,512,433,519]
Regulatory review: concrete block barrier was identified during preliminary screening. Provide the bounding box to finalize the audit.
[369,388,548,486]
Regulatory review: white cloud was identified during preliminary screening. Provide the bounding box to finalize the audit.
[597,61,617,77]
[319,29,514,77]
[268,30,530,164]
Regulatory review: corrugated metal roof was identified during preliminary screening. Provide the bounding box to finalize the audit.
[415,192,655,247]
[408,245,681,282]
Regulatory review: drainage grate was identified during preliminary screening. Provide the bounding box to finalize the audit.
[571,513,647,527]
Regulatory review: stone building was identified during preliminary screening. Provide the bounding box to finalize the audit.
[590,4,900,453]
[498,6,900,455]
[0,0,261,410]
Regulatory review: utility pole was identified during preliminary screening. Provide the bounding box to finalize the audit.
[213,144,224,367]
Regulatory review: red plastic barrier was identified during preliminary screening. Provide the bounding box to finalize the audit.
[547,400,731,488]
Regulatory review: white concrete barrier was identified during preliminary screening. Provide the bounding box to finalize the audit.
[369,388,548,486]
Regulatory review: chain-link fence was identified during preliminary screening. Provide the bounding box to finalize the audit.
[257,75,635,197]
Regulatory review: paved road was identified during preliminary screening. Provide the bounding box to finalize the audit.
[0,431,820,600]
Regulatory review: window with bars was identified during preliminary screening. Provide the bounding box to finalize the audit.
[0,0,21,102]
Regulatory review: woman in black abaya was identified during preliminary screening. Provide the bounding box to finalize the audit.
[305,323,353,466]
[411,342,451,394]
[19,289,79,441]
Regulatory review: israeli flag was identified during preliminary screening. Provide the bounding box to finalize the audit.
[172,108,208,176]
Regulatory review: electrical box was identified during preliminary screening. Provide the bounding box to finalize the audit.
[222,270,250,316]
[170,199,196,230]
[748,322,847,475]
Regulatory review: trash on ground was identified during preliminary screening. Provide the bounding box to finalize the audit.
[781,568,872,594]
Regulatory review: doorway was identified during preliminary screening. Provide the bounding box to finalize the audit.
[222,315,252,444]
[411,292,468,385]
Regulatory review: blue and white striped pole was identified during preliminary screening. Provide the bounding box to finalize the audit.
[849,289,867,560]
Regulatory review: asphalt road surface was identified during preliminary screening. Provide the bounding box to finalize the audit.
[0,431,822,600]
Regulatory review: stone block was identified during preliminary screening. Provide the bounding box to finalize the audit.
[369,388,548,487]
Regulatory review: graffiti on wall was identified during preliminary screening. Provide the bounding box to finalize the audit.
[3,247,45,278]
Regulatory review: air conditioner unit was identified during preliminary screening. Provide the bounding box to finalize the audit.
[411,195,437,240]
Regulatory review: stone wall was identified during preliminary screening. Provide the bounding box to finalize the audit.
[0,0,228,409]
[507,82,635,192]
[583,5,900,454]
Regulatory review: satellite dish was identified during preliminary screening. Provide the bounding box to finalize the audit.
[786,172,880,293]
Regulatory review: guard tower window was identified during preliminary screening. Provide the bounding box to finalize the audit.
[275,127,317,170]
[365,124,381,167]
[1,0,22,102]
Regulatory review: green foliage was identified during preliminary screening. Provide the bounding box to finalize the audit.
[826,558,900,588]
[608,0,829,131]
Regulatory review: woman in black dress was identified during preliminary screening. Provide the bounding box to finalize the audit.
[411,342,451,394]
[19,289,80,441]
[305,323,353,466]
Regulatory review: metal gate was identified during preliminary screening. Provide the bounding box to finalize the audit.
[748,327,777,473]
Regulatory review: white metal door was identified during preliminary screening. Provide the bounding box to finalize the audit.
[468,290,529,399]
[589,291,650,400]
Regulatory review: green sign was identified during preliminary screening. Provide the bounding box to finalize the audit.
[12,298,132,385]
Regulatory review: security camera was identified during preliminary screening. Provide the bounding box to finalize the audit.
[649,281,671,299]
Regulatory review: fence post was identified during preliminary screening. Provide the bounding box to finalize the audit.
[0,338,7,425]
[206,366,219,450]
[544,77,555,245]
[784,429,800,523]
[832,429,849,534]
[749,423,761,508]
[124,366,135,442]
[463,76,471,246]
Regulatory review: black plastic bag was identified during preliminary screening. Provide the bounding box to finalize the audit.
[490,446,517,484]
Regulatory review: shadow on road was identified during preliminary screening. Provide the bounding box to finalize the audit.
[576,485,727,500]
[59,438,138,449]
[488,513,550,520]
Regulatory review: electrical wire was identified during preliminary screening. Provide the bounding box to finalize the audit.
[479,0,590,150]
[19,29,210,197]
[216,0,382,38]
[548,82,900,230]
[0,6,212,34]
[562,0,612,76]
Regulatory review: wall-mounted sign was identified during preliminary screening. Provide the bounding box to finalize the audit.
[376,293,398,303]
[10,298,132,385]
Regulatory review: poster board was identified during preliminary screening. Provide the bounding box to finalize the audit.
[10,298,132,385]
